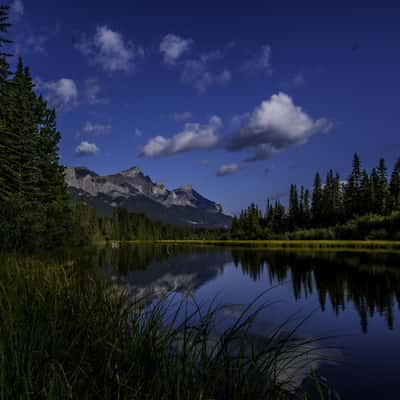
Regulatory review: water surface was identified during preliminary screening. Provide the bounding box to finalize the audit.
[77,245,400,399]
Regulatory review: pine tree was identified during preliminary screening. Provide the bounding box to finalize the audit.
[369,168,380,214]
[333,173,344,222]
[311,172,323,227]
[390,159,400,210]
[288,184,299,230]
[303,188,311,228]
[0,5,11,79]
[0,11,75,250]
[359,170,370,215]
[271,201,285,233]
[298,185,305,228]
[344,153,362,218]
[0,5,15,201]
[377,158,389,215]
[321,170,335,226]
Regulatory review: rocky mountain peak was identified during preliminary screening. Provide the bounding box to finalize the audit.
[178,184,193,193]
[120,166,143,178]
[65,165,231,228]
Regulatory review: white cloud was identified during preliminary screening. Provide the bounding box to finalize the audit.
[75,141,99,157]
[79,121,111,136]
[173,111,193,122]
[36,78,78,111]
[226,92,333,161]
[231,112,250,127]
[76,26,144,73]
[217,163,240,177]
[84,78,107,104]
[160,34,192,65]
[10,0,24,21]
[244,44,272,74]
[160,42,231,93]
[181,56,232,93]
[181,59,212,93]
[142,115,221,157]
[244,143,278,162]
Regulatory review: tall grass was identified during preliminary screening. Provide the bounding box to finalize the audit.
[0,255,337,399]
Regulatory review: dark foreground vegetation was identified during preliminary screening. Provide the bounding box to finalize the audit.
[0,255,337,399]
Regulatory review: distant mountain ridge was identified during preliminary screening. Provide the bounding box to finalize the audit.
[65,166,232,228]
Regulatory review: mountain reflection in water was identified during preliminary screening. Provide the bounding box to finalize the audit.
[69,244,400,399]
[71,244,400,334]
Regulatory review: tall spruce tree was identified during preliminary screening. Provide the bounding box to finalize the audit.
[0,8,75,251]
[390,159,400,210]
[288,184,299,230]
[377,158,389,214]
[311,172,323,226]
[303,188,311,227]
[359,170,371,215]
[344,153,362,218]
[0,5,14,201]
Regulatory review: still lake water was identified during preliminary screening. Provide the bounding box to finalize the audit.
[80,245,400,399]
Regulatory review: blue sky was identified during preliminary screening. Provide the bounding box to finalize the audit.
[8,0,400,214]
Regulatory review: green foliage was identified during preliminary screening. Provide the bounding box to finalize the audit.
[70,201,225,244]
[0,9,74,252]
[231,153,400,241]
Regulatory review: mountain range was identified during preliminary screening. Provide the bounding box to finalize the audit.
[65,166,232,228]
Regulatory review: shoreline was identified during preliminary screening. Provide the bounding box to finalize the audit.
[107,240,400,252]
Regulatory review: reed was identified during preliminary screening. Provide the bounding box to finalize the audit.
[0,255,338,399]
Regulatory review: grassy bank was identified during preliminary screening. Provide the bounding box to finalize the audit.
[0,255,334,399]
[121,239,400,252]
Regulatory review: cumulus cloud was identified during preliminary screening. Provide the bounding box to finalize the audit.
[160,34,192,65]
[10,0,24,21]
[181,57,232,93]
[36,78,78,111]
[231,112,250,128]
[217,163,240,177]
[244,143,278,162]
[174,111,193,122]
[160,41,232,93]
[83,78,107,104]
[76,26,144,73]
[244,44,272,74]
[226,92,332,161]
[142,115,222,157]
[75,141,99,157]
[78,121,111,137]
